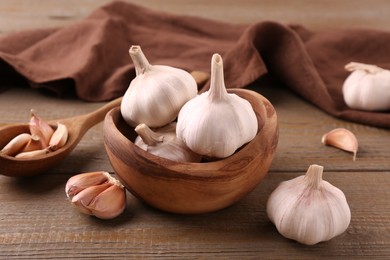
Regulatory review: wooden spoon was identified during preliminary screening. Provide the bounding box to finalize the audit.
[0,97,122,177]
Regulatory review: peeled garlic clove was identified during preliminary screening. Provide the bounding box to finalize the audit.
[71,183,112,215]
[266,164,351,245]
[86,184,126,219]
[29,109,54,147]
[49,122,68,151]
[120,45,198,128]
[14,147,50,159]
[321,128,358,160]
[135,123,201,162]
[0,133,31,156]
[343,62,390,111]
[65,171,110,199]
[176,53,258,158]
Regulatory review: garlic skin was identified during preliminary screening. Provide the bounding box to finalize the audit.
[65,171,126,219]
[266,164,351,245]
[176,53,258,158]
[135,123,201,163]
[121,45,198,128]
[343,62,390,111]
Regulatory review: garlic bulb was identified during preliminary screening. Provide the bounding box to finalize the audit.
[135,123,201,163]
[266,164,351,245]
[176,54,258,158]
[343,62,390,111]
[121,45,198,128]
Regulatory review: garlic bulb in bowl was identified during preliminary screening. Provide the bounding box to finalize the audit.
[134,123,201,163]
[176,53,258,158]
[121,45,198,128]
[343,62,390,111]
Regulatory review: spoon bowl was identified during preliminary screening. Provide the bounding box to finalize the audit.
[104,89,278,214]
[0,97,122,177]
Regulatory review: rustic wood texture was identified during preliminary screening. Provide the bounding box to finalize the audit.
[0,0,389,259]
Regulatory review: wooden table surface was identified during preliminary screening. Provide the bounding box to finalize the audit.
[0,1,389,259]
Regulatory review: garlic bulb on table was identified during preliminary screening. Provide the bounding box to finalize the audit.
[121,45,198,128]
[266,164,351,245]
[176,54,258,158]
[135,123,201,163]
[343,62,390,111]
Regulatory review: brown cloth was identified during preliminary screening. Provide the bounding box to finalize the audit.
[0,1,389,128]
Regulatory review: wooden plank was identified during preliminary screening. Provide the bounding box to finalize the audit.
[0,171,388,258]
[0,0,389,259]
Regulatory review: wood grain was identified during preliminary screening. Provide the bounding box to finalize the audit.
[0,0,389,259]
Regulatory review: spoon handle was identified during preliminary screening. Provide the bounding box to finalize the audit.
[60,96,123,136]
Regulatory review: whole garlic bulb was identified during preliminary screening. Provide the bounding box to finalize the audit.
[121,45,198,128]
[135,123,201,163]
[343,62,390,111]
[176,54,258,158]
[266,164,351,245]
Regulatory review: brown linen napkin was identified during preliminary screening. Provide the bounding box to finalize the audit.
[0,1,389,128]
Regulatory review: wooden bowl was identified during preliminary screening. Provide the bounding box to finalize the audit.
[103,89,278,214]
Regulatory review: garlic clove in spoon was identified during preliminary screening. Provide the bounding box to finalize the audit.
[321,128,358,161]
[266,164,351,245]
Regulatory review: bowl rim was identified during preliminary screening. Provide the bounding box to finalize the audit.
[104,88,278,180]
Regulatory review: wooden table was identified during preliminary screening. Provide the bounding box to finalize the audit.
[0,1,389,259]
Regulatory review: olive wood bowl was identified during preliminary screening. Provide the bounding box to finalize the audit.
[103,89,278,214]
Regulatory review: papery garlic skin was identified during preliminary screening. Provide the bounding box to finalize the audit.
[121,45,198,128]
[266,165,351,245]
[176,53,258,158]
[135,123,201,163]
[65,171,126,219]
[343,62,390,111]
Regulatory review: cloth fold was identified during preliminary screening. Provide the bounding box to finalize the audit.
[0,1,389,128]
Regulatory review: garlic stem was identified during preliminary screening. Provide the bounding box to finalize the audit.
[345,62,383,74]
[134,123,164,146]
[209,54,228,101]
[129,45,151,76]
[303,164,323,189]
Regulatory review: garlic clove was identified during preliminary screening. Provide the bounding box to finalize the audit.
[65,171,110,199]
[49,122,68,151]
[321,128,358,160]
[267,164,351,245]
[71,183,112,215]
[14,147,50,159]
[86,184,126,219]
[65,171,127,219]
[21,134,42,153]
[29,109,54,148]
[0,133,31,156]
